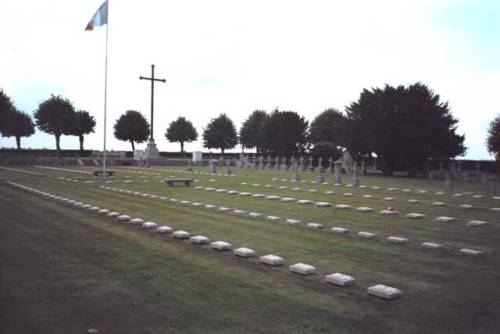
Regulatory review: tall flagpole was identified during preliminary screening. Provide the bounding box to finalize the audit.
[102,0,109,179]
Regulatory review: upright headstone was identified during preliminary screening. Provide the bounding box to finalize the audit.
[266,155,271,169]
[327,157,333,174]
[209,160,218,174]
[226,159,232,176]
[291,165,300,181]
[333,160,342,184]
[315,162,325,183]
[300,156,305,172]
[281,157,288,170]
[443,171,453,193]
[274,156,280,170]
[351,162,360,187]
[342,150,353,174]
[308,156,314,172]
[360,160,366,176]
[187,159,193,172]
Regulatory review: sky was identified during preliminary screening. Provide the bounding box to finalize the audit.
[1,0,499,159]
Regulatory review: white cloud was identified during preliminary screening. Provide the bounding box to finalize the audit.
[0,0,498,159]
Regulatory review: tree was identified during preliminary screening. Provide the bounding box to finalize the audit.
[239,110,268,154]
[34,95,76,153]
[487,114,500,175]
[309,108,347,160]
[0,90,15,134]
[202,113,238,154]
[487,115,500,155]
[345,83,466,176]
[70,110,96,152]
[165,117,198,153]
[259,109,309,156]
[309,108,347,146]
[2,109,35,149]
[114,110,150,151]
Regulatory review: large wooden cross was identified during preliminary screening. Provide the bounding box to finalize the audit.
[139,64,166,141]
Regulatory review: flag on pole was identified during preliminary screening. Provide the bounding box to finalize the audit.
[85,0,108,31]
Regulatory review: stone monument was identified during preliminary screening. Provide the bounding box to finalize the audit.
[140,64,166,163]
[351,162,360,187]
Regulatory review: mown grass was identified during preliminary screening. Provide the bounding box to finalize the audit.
[1,165,500,333]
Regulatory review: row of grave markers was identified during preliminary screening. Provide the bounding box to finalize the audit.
[5,180,403,301]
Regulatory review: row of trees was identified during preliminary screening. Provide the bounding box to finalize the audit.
[0,92,96,151]
[3,83,499,176]
[112,83,470,175]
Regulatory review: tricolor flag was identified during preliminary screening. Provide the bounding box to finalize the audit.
[85,0,108,31]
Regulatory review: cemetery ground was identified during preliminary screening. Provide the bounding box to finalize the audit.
[1,166,500,333]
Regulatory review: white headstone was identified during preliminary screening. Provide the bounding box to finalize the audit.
[325,273,355,286]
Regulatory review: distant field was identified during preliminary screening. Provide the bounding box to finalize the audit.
[1,165,499,333]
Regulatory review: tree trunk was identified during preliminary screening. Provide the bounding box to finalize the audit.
[79,135,84,152]
[221,147,225,154]
[16,136,21,150]
[180,141,184,153]
[130,140,135,151]
[55,134,61,154]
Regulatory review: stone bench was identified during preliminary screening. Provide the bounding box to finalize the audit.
[93,170,115,177]
[164,178,194,187]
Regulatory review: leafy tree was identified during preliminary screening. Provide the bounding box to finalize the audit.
[259,109,309,156]
[487,114,500,172]
[345,83,466,176]
[2,109,35,149]
[0,90,15,134]
[113,110,150,151]
[34,95,76,153]
[165,117,198,153]
[202,113,238,154]
[310,108,347,145]
[239,110,267,154]
[70,110,96,152]
[487,115,500,155]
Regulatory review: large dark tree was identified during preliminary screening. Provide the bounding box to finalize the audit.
[309,108,347,160]
[345,83,466,176]
[202,113,238,154]
[487,114,500,174]
[239,110,267,154]
[259,109,309,156]
[487,115,500,155]
[71,110,96,152]
[34,95,76,153]
[113,110,150,151]
[165,117,198,153]
[0,90,15,134]
[2,109,35,149]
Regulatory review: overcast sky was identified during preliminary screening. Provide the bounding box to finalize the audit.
[1,0,499,159]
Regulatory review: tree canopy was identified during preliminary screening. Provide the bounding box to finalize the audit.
[309,108,347,144]
[239,110,267,154]
[165,117,198,153]
[70,110,96,152]
[34,95,76,152]
[202,113,238,154]
[259,109,309,156]
[1,109,35,149]
[345,83,466,175]
[0,90,15,134]
[487,114,500,157]
[114,110,150,151]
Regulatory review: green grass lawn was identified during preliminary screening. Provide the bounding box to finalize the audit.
[1,165,499,333]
